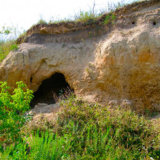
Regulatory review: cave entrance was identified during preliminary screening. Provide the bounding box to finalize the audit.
[31,73,73,107]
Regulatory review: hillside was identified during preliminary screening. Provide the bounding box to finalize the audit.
[0,0,160,159]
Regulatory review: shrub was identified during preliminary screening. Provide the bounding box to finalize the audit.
[0,81,33,145]
[54,97,160,159]
[1,97,160,159]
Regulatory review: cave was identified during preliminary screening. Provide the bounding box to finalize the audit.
[31,72,73,107]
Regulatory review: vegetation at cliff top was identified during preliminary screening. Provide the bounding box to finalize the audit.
[36,0,140,25]
[0,82,160,159]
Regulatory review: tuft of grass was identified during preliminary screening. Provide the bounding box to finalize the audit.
[36,19,47,25]
[0,40,18,62]
[48,18,71,24]
[74,11,97,23]
[103,13,116,25]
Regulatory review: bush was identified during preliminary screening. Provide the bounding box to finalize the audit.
[54,97,160,159]
[1,97,160,159]
[0,81,33,144]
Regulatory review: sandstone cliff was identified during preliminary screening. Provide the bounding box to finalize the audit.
[0,0,160,113]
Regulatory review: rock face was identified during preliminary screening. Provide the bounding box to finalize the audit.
[0,0,160,113]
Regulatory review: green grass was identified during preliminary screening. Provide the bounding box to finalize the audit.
[1,96,160,159]
[0,40,18,62]
[74,11,99,23]
[35,0,140,25]
[36,11,99,25]
[36,19,48,25]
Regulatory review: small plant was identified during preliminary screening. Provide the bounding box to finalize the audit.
[37,19,47,25]
[0,81,33,144]
[0,26,12,35]
[48,18,70,24]
[104,13,116,25]
[10,43,18,51]
[74,10,96,23]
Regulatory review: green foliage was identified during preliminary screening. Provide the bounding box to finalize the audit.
[48,11,100,25]
[48,18,70,24]
[0,40,18,62]
[0,96,160,160]
[2,97,159,159]
[10,44,18,51]
[1,132,67,160]
[37,19,47,25]
[3,29,11,35]
[0,26,12,35]
[54,98,160,159]
[0,81,33,144]
[104,13,116,25]
[75,11,96,23]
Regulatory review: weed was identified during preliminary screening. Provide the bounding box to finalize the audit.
[75,11,96,23]
[36,19,47,25]
[104,13,116,25]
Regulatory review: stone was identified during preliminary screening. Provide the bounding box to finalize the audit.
[30,103,60,115]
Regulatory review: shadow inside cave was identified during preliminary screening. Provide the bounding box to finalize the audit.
[30,72,73,107]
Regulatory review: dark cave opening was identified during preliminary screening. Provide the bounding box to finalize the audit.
[153,21,157,26]
[31,73,73,107]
